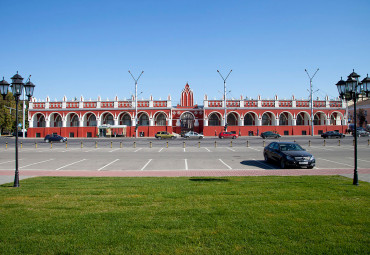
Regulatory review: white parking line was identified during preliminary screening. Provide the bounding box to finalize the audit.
[218,159,232,170]
[227,147,235,152]
[0,159,23,165]
[347,157,370,163]
[98,159,120,171]
[247,147,261,152]
[141,159,152,171]
[85,148,100,152]
[20,159,55,169]
[56,159,87,170]
[185,159,188,170]
[109,148,121,152]
[317,158,353,167]
[158,148,163,153]
[204,148,211,152]
[184,148,186,152]
[135,148,142,152]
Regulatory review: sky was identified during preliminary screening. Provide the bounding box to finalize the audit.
[1,0,369,105]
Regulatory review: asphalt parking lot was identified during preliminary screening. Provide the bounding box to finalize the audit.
[0,136,369,179]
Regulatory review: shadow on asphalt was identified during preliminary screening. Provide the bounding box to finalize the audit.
[240,160,277,170]
[189,178,229,182]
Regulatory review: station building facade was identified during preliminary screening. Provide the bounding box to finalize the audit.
[27,83,347,138]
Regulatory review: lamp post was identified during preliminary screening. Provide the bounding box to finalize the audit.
[0,72,35,187]
[128,71,144,138]
[335,70,369,185]
[217,70,232,131]
[305,68,319,136]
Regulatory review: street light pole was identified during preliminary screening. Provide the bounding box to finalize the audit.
[335,70,370,186]
[217,70,232,131]
[305,68,319,136]
[128,71,144,138]
[0,72,35,188]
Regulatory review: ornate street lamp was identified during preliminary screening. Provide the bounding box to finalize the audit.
[0,72,35,187]
[335,70,369,185]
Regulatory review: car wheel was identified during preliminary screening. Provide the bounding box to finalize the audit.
[199,137,203,139]
[45,139,49,143]
[60,139,64,142]
[171,136,175,140]
[220,136,224,139]
[232,136,236,139]
[264,153,269,162]
[307,166,314,169]
[280,159,286,169]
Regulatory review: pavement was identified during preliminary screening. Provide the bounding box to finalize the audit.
[1,170,369,186]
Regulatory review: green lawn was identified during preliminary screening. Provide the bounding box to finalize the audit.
[0,176,369,254]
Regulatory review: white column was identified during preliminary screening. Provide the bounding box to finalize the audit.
[292,118,297,126]
[97,118,101,127]
[238,117,243,126]
[131,118,136,126]
[45,116,50,127]
[194,119,199,127]
[114,118,119,126]
[62,118,67,128]
[167,118,172,126]
[203,119,208,126]
[149,118,154,126]
[256,118,262,126]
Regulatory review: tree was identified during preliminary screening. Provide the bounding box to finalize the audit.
[0,92,29,135]
[358,108,366,128]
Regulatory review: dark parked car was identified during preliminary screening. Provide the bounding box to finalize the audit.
[263,142,315,169]
[44,134,67,143]
[321,131,345,139]
[261,131,281,139]
[352,129,370,137]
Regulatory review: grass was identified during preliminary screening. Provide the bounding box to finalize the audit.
[0,176,369,254]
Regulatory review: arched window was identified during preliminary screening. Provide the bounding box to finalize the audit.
[103,114,114,125]
[279,114,288,126]
[227,113,237,126]
[156,113,167,126]
[138,114,149,126]
[296,114,304,126]
[70,114,79,127]
[262,113,272,126]
[120,114,131,126]
[181,112,195,129]
[36,114,46,127]
[54,115,62,127]
[244,113,255,126]
[87,114,97,127]
[208,113,220,126]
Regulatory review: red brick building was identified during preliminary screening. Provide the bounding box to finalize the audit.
[28,83,347,137]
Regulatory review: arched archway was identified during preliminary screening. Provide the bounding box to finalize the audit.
[330,112,344,125]
[83,113,97,127]
[101,112,114,125]
[180,112,195,131]
[208,112,221,126]
[296,112,310,126]
[227,112,238,126]
[155,112,167,126]
[33,113,46,128]
[314,112,327,125]
[66,113,79,127]
[138,112,149,126]
[50,113,62,127]
[119,113,131,126]
[262,112,275,126]
[244,112,257,126]
[279,112,293,126]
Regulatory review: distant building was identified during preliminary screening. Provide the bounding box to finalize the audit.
[27,83,347,137]
[348,98,370,129]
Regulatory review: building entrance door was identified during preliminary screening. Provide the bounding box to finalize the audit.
[180,112,195,135]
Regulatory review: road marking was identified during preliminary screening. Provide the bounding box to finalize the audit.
[219,159,232,170]
[134,148,142,152]
[98,159,119,171]
[184,148,186,152]
[347,157,370,163]
[227,147,235,152]
[0,159,23,165]
[141,159,152,171]
[247,147,261,152]
[85,148,100,152]
[56,159,87,170]
[204,148,211,152]
[158,148,163,152]
[20,159,55,169]
[317,158,353,167]
[109,148,121,152]
[185,159,188,170]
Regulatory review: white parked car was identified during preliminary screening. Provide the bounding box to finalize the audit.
[184,131,204,139]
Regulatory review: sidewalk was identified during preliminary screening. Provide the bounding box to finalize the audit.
[1,169,370,185]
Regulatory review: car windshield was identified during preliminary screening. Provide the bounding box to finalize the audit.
[279,144,304,151]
